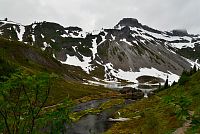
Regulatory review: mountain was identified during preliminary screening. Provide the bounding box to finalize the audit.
[0,37,114,105]
[0,18,199,84]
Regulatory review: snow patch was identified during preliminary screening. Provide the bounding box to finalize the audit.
[111,34,116,40]
[61,34,68,38]
[41,42,51,51]
[99,33,107,45]
[51,39,55,42]
[18,26,25,41]
[170,42,195,49]
[90,39,97,60]
[59,54,93,74]
[104,63,179,85]
[115,25,126,30]
[120,38,132,46]
[184,58,200,69]
[32,24,37,29]
[41,34,44,38]
[129,26,195,50]
[85,80,107,87]
[91,30,101,35]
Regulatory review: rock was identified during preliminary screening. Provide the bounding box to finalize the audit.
[172,29,188,36]
[131,92,144,100]
[108,117,130,122]
[147,91,155,97]
[119,87,144,100]
[115,18,141,28]
[65,26,82,32]
[119,87,137,94]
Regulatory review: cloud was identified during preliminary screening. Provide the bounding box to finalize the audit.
[0,0,200,34]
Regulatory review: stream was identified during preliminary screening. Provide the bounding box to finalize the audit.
[66,99,133,134]
[66,83,158,134]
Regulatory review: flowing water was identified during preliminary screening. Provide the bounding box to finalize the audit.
[66,82,158,134]
[66,99,133,134]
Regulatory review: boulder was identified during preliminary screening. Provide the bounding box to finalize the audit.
[119,87,144,100]
[131,91,144,100]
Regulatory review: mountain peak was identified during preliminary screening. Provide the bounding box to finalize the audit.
[172,29,188,36]
[115,18,141,28]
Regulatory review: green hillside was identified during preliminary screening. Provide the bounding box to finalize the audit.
[0,37,115,105]
[105,70,200,134]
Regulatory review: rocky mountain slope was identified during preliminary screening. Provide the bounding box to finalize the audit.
[0,18,199,84]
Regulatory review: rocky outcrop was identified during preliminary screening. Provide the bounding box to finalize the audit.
[172,29,188,36]
[115,18,141,28]
[119,87,144,100]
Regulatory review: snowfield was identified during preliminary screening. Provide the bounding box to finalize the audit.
[59,54,93,74]
[104,63,179,85]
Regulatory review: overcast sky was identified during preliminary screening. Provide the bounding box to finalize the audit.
[1,0,200,34]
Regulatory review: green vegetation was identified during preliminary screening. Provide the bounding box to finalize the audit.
[105,69,200,134]
[90,64,105,79]
[0,67,72,133]
[48,78,113,105]
[70,99,124,122]
[0,38,117,133]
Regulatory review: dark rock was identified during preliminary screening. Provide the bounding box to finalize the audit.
[119,87,132,94]
[132,92,144,100]
[172,29,188,36]
[115,18,141,28]
[65,26,82,32]
[136,75,164,84]
[119,87,144,100]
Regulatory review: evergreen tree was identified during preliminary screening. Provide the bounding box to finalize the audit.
[172,81,177,86]
[179,70,190,85]
[193,64,197,74]
[164,76,169,89]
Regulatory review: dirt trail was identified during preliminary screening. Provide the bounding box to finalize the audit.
[173,111,194,134]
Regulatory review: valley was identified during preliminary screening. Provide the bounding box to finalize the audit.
[1,18,200,134]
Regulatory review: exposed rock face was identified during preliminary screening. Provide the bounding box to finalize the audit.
[115,18,141,28]
[172,29,188,36]
[136,76,165,84]
[97,36,191,74]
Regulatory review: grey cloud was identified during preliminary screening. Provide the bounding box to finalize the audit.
[0,0,200,34]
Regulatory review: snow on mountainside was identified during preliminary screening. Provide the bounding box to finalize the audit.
[0,18,200,84]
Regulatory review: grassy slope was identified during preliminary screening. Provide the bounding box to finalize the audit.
[105,71,200,134]
[0,38,115,106]
[0,38,94,80]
